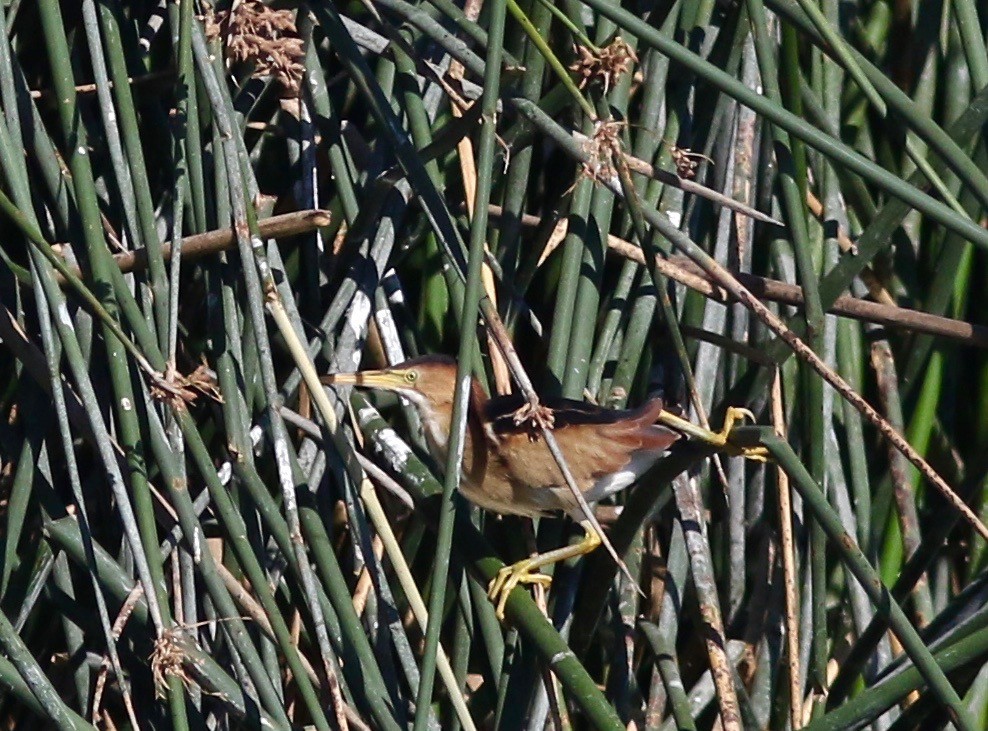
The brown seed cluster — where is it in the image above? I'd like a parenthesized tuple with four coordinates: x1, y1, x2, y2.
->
(150, 629, 192, 699)
(669, 146, 712, 180)
(580, 119, 626, 184)
(205, 1, 305, 94)
(149, 364, 223, 410)
(569, 36, 638, 94)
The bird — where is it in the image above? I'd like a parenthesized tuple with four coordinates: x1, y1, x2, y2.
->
(323, 355, 761, 619)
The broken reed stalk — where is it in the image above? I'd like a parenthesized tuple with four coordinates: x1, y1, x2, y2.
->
(56, 208, 331, 282)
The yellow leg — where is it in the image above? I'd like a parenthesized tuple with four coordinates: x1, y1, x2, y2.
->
(487, 521, 602, 620)
(657, 407, 770, 461)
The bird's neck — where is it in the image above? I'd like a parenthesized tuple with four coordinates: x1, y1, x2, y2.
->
(421, 380, 489, 480)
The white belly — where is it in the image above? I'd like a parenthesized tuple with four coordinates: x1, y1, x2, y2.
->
(582, 450, 670, 505)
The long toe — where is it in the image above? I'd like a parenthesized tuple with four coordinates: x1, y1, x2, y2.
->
(741, 445, 771, 461)
(487, 563, 553, 620)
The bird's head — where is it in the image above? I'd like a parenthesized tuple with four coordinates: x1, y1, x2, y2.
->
(323, 355, 462, 448)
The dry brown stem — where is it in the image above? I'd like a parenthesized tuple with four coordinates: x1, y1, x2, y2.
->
(496, 205, 988, 349)
(56, 209, 330, 283)
(772, 370, 802, 729)
(29, 70, 173, 103)
(805, 191, 894, 306)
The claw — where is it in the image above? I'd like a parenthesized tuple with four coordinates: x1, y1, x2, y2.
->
(716, 407, 770, 461)
(657, 407, 771, 461)
(723, 406, 756, 428)
(486, 524, 602, 620)
(487, 561, 553, 620)
(511, 400, 556, 441)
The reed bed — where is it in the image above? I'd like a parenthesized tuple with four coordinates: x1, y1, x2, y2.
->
(1, 1, 987, 729)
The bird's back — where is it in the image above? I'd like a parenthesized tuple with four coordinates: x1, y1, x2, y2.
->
(467, 396, 680, 520)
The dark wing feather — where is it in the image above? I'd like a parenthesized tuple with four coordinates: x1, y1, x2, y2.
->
(486, 394, 680, 433)
(490, 396, 680, 495)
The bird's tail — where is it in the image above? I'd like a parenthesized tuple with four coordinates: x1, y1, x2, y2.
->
(606, 397, 681, 452)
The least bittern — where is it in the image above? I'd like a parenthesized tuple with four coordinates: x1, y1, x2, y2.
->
(324, 356, 761, 618)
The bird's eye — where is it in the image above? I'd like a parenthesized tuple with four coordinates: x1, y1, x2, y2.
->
(404, 370, 418, 384)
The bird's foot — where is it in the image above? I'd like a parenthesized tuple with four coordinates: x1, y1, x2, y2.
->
(487, 559, 553, 620)
(658, 407, 771, 460)
(714, 407, 770, 461)
(511, 400, 556, 441)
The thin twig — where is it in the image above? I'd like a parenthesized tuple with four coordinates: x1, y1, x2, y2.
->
(361, 478, 479, 731)
(772, 370, 802, 730)
(804, 190, 894, 306)
(278, 402, 475, 728)
(352, 535, 385, 617)
(448, 21, 512, 396)
(480, 311, 646, 596)
(870, 340, 932, 626)
(29, 69, 174, 101)
(648, 256, 988, 348)
(488, 203, 988, 347)
(503, 82, 987, 546)
(570, 129, 783, 227)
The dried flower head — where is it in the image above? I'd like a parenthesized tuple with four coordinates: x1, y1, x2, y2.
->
(669, 145, 713, 180)
(150, 629, 192, 699)
(149, 364, 223, 411)
(209, 1, 305, 95)
(569, 37, 638, 94)
(580, 119, 626, 184)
